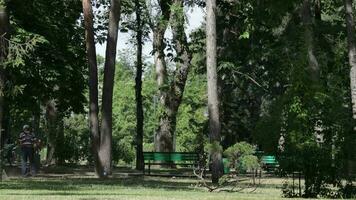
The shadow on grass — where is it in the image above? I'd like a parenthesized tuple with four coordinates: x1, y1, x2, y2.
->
(3, 192, 143, 196)
(0, 176, 197, 192)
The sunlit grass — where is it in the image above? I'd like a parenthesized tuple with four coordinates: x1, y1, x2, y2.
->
(0, 175, 287, 200)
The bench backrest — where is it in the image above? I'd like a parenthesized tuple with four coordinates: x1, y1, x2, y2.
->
(261, 155, 278, 165)
(143, 152, 199, 162)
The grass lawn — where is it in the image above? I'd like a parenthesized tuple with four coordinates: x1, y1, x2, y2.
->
(0, 168, 348, 200)
(0, 176, 285, 200)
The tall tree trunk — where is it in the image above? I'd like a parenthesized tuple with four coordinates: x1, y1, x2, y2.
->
(154, 0, 172, 152)
(0, 4, 9, 181)
(153, 0, 192, 154)
(206, 0, 223, 184)
(345, 0, 356, 121)
(3, 104, 10, 144)
(167, 0, 193, 149)
(82, 0, 101, 177)
(31, 105, 40, 134)
(301, 1, 321, 194)
(135, 0, 144, 171)
(301, 0, 319, 82)
(45, 100, 57, 165)
(344, 0, 356, 182)
(99, 0, 121, 176)
(56, 117, 65, 165)
(314, 0, 321, 21)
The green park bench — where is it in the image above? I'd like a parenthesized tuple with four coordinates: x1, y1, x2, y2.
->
(143, 152, 200, 175)
(261, 155, 279, 171)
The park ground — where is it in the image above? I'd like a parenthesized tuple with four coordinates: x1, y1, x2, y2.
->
(0, 166, 350, 200)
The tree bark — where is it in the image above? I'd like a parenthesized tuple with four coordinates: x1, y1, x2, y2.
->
(301, 0, 319, 83)
(82, 0, 101, 176)
(135, 0, 144, 171)
(166, 0, 193, 151)
(206, 0, 223, 184)
(154, 0, 192, 154)
(153, 0, 172, 152)
(301, 1, 321, 193)
(344, 0, 356, 182)
(3, 104, 11, 144)
(31, 103, 41, 134)
(45, 100, 57, 165)
(56, 117, 65, 165)
(99, 0, 121, 176)
(345, 0, 356, 121)
(0, 4, 9, 181)
(314, 0, 321, 21)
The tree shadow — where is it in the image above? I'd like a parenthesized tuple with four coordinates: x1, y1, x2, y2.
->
(0, 176, 198, 192)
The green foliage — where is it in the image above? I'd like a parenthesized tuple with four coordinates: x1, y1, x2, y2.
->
(223, 142, 255, 161)
(240, 155, 259, 171)
(223, 142, 258, 171)
(2, 0, 88, 170)
(3, 30, 46, 68)
(6, 0, 87, 115)
(176, 74, 208, 152)
(112, 60, 136, 164)
(60, 115, 90, 163)
(204, 141, 223, 156)
(1, 2, 355, 198)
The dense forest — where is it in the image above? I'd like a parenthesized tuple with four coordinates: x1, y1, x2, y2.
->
(0, 0, 355, 198)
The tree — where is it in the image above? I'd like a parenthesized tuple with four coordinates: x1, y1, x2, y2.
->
(7, 0, 87, 166)
(99, 0, 121, 176)
(301, 0, 319, 83)
(152, 0, 193, 153)
(82, 0, 101, 175)
(167, 0, 193, 150)
(152, 0, 172, 152)
(206, 0, 222, 184)
(343, 0, 356, 184)
(82, 0, 122, 177)
(344, 0, 356, 121)
(134, 0, 144, 171)
(0, 3, 9, 181)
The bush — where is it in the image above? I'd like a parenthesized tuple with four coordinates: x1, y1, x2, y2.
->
(59, 114, 91, 164)
(223, 142, 259, 171)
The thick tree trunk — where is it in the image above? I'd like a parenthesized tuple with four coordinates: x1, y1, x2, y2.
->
(301, 0, 319, 82)
(82, 0, 101, 176)
(154, 0, 172, 152)
(154, 0, 192, 153)
(345, 0, 356, 120)
(154, 0, 193, 154)
(206, 0, 223, 184)
(135, 0, 144, 171)
(0, 4, 9, 181)
(344, 0, 356, 181)
(99, 0, 121, 176)
(301, 1, 322, 193)
(45, 100, 57, 165)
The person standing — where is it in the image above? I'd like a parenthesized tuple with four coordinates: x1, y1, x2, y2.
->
(18, 125, 36, 176)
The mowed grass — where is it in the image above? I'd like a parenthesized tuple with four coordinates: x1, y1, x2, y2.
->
(0, 171, 342, 200)
(0, 175, 288, 200)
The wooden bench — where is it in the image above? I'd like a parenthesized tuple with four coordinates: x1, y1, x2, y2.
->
(143, 152, 199, 175)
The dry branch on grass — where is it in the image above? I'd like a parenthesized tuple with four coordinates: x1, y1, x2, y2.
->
(193, 166, 260, 193)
